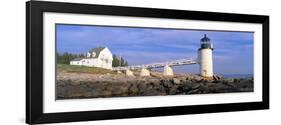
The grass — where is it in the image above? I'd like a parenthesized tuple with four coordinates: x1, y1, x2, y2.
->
(57, 64, 116, 74)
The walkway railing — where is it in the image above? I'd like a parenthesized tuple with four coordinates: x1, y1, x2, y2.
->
(113, 58, 197, 71)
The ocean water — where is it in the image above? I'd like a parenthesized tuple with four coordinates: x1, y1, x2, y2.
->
(151, 65, 253, 79)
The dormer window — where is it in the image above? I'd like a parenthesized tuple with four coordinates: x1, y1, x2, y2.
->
(87, 52, 91, 58)
(92, 52, 96, 57)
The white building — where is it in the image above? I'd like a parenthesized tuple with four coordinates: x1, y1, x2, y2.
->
(70, 47, 113, 69)
(198, 34, 214, 77)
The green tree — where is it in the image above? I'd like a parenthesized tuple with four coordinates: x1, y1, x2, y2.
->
(112, 55, 119, 67)
(112, 54, 129, 67)
(124, 61, 128, 66)
(56, 52, 85, 64)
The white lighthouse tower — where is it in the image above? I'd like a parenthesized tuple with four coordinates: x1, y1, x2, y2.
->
(198, 34, 214, 77)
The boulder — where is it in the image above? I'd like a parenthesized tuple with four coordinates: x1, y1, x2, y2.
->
(192, 84, 201, 89)
(128, 84, 139, 95)
(169, 86, 179, 95)
(163, 65, 174, 76)
(154, 85, 166, 93)
(177, 85, 192, 93)
(138, 83, 147, 90)
(213, 75, 222, 81)
(193, 75, 203, 82)
(172, 78, 181, 85)
(233, 78, 240, 83)
(125, 70, 135, 76)
(160, 79, 173, 88)
(140, 68, 150, 76)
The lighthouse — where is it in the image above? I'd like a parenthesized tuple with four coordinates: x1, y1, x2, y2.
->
(198, 34, 214, 77)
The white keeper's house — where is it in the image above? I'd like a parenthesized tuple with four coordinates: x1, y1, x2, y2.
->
(70, 47, 113, 69)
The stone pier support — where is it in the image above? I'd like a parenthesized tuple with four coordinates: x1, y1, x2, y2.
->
(163, 65, 174, 76)
(125, 70, 134, 76)
(140, 68, 150, 76)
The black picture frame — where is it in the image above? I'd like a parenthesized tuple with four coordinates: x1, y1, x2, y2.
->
(26, 1, 269, 124)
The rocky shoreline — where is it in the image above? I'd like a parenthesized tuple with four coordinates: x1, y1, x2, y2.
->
(56, 70, 253, 100)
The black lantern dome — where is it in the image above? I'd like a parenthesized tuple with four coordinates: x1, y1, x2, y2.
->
(201, 34, 211, 42)
(199, 34, 213, 50)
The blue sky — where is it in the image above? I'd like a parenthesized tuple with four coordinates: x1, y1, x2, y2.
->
(56, 24, 254, 75)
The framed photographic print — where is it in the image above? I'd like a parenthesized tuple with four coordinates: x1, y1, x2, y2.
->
(26, 1, 269, 124)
